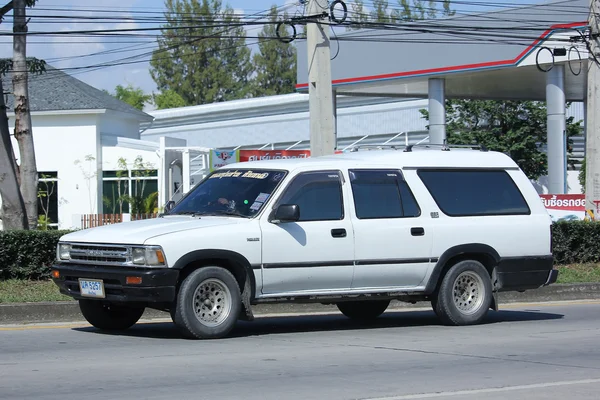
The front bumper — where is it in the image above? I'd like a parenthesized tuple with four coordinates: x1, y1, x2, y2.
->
(51, 263, 179, 303)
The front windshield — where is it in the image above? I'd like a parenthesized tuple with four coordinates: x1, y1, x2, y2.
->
(168, 169, 288, 218)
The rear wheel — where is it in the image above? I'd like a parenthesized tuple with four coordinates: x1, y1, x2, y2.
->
(79, 300, 145, 331)
(433, 260, 492, 326)
(173, 267, 241, 339)
(337, 300, 390, 320)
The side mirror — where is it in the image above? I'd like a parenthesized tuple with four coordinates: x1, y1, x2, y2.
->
(272, 204, 300, 223)
(164, 200, 175, 213)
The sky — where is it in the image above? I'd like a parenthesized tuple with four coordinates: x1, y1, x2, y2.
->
(0, 0, 547, 104)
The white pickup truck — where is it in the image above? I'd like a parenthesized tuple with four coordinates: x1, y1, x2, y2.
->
(52, 145, 558, 339)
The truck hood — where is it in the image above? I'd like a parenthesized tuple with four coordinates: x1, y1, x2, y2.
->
(60, 216, 245, 245)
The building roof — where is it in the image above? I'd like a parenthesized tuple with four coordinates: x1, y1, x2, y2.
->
(224, 147, 519, 172)
(296, 0, 589, 101)
(2, 64, 152, 120)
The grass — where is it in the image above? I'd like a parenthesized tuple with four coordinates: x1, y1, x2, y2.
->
(0, 264, 598, 303)
(0, 279, 71, 303)
(556, 264, 600, 284)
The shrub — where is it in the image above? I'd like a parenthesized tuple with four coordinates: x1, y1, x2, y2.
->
(552, 220, 600, 265)
(0, 230, 73, 280)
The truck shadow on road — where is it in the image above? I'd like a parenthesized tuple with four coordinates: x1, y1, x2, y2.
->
(73, 308, 564, 340)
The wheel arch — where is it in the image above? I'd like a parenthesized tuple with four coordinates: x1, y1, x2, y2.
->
(425, 244, 501, 295)
(172, 249, 257, 320)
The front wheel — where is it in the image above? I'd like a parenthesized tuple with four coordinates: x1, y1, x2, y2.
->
(79, 300, 145, 331)
(337, 300, 390, 320)
(173, 267, 241, 339)
(433, 260, 492, 326)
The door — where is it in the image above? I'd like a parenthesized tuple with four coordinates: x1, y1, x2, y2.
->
(260, 170, 355, 295)
(348, 169, 434, 289)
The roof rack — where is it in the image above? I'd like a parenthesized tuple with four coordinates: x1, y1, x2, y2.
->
(348, 144, 404, 152)
(347, 143, 488, 153)
(403, 143, 488, 152)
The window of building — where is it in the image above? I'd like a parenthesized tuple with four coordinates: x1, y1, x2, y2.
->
(417, 169, 530, 216)
(102, 168, 159, 214)
(277, 171, 344, 221)
(38, 172, 58, 228)
(349, 169, 420, 219)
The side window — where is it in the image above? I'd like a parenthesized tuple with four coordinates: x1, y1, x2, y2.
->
(417, 169, 531, 216)
(349, 169, 420, 219)
(277, 171, 344, 221)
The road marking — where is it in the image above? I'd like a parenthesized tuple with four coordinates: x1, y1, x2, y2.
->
(360, 378, 600, 399)
(1, 299, 599, 331)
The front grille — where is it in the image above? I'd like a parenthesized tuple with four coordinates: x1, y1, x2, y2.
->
(68, 244, 131, 266)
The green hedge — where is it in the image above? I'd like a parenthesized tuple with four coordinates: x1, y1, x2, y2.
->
(552, 221, 600, 265)
(0, 222, 599, 280)
(0, 230, 73, 280)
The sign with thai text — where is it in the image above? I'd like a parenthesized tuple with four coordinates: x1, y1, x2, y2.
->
(539, 194, 585, 221)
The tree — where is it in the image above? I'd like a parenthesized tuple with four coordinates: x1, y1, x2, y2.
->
(250, 6, 297, 97)
(153, 89, 186, 109)
(0, 0, 43, 230)
(391, 0, 414, 22)
(348, 0, 369, 29)
(419, 100, 583, 180)
(149, 0, 253, 106)
(371, 0, 390, 23)
(13, 0, 37, 229)
(107, 84, 151, 110)
(0, 76, 27, 230)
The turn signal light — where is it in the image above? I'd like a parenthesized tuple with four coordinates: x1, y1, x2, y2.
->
(51, 270, 60, 279)
(126, 276, 142, 285)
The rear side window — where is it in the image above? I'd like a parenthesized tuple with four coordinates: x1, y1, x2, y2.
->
(417, 169, 530, 216)
(349, 169, 420, 219)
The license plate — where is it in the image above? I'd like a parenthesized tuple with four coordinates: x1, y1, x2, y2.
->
(78, 279, 105, 298)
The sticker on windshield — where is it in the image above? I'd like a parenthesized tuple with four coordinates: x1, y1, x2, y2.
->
(210, 170, 270, 180)
(250, 201, 263, 211)
(271, 173, 284, 182)
(255, 193, 270, 203)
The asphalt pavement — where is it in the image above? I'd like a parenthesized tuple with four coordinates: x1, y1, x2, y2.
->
(1, 300, 600, 400)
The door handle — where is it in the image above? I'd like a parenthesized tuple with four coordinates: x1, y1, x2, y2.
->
(331, 228, 347, 238)
(411, 227, 425, 236)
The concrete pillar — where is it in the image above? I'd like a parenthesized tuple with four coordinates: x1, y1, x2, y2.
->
(428, 78, 446, 145)
(546, 64, 567, 194)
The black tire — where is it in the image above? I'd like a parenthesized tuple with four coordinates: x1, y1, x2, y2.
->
(337, 300, 390, 320)
(79, 300, 145, 331)
(173, 267, 241, 339)
(433, 260, 492, 326)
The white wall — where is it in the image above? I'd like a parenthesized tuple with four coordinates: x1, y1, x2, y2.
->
(101, 138, 160, 172)
(9, 112, 101, 229)
(142, 98, 430, 149)
(98, 110, 145, 140)
(533, 170, 583, 194)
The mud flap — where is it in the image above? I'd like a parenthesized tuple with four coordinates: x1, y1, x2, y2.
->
(238, 275, 255, 321)
(490, 268, 499, 311)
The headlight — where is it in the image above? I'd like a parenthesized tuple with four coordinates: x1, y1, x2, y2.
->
(58, 243, 71, 260)
(131, 246, 166, 266)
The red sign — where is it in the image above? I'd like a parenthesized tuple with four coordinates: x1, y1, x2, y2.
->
(539, 194, 585, 211)
(238, 150, 311, 162)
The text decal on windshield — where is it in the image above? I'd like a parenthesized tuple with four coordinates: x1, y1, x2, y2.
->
(210, 170, 270, 180)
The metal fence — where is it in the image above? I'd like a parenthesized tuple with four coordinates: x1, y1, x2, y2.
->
(81, 213, 158, 229)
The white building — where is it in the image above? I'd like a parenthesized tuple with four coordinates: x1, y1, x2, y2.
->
(0, 66, 182, 230)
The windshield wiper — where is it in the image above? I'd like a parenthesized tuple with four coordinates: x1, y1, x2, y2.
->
(196, 210, 249, 218)
(169, 211, 201, 217)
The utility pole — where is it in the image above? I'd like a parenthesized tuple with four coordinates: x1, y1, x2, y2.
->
(585, 0, 600, 219)
(306, 0, 335, 157)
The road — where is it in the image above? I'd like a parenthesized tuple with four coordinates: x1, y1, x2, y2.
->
(1, 301, 600, 400)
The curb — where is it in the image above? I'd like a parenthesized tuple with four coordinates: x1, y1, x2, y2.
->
(1, 283, 599, 325)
